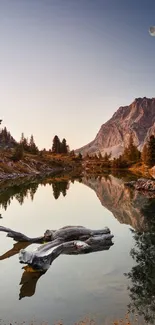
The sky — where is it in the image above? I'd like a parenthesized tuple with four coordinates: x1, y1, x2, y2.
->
(0, 0, 155, 150)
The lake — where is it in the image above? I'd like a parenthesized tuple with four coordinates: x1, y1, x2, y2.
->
(0, 174, 154, 325)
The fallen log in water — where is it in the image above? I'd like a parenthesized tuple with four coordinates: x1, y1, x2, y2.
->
(0, 225, 114, 271)
(19, 234, 114, 271)
(0, 225, 110, 243)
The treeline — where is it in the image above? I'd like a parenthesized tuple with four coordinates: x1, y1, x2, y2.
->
(51, 135, 69, 154)
(81, 134, 155, 169)
(12, 134, 71, 161)
(0, 127, 16, 147)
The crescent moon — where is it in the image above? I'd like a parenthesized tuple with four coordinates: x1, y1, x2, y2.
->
(149, 26, 155, 36)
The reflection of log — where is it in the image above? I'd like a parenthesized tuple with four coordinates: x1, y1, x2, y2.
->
(0, 242, 30, 261)
(19, 266, 45, 300)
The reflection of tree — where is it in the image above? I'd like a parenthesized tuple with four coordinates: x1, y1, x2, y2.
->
(126, 198, 155, 324)
(52, 181, 70, 199)
(0, 177, 71, 210)
(0, 182, 39, 210)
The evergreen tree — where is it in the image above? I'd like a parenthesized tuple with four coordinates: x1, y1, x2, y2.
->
(52, 135, 61, 154)
(102, 152, 111, 167)
(123, 134, 141, 164)
(141, 143, 148, 164)
(85, 152, 90, 159)
(70, 150, 75, 157)
(61, 138, 68, 154)
(144, 136, 155, 167)
(98, 151, 102, 160)
(29, 135, 39, 154)
(12, 143, 24, 161)
(78, 152, 82, 160)
(20, 133, 29, 151)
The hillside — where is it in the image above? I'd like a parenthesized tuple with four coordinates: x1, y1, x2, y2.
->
(76, 97, 155, 157)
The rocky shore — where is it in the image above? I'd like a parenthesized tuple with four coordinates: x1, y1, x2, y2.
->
(125, 178, 155, 191)
(0, 152, 80, 182)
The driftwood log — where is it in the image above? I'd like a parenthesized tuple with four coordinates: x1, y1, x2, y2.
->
(0, 225, 114, 271)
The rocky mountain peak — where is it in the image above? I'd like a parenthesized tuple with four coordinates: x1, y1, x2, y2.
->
(76, 97, 155, 157)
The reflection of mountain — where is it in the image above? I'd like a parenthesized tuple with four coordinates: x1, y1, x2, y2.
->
(82, 175, 155, 231)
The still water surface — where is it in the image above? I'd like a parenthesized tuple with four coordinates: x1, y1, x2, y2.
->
(0, 175, 154, 324)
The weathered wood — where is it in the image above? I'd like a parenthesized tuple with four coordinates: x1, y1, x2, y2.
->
(0, 226, 44, 243)
(19, 234, 114, 271)
(0, 225, 111, 243)
(0, 225, 113, 271)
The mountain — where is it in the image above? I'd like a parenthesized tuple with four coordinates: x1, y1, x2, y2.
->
(82, 174, 154, 231)
(76, 97, 155, 157)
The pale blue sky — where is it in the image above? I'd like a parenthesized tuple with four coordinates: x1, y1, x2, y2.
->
(0, 0, 155, 149)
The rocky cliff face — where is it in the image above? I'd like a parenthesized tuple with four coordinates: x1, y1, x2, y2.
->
(82, 174, 155, 231)
(77, 97, 155, 157)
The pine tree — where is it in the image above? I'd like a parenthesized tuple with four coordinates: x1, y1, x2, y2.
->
(85, 152, 90, 160)
(61, 138, 68, 154)
(98, 151, 102, 160)
(145, 136, 155, 167)
(70, 150, 75, 157)
(123, 134, 141, 164)
(20, 133, 28, 151)
(52, 135, 61, 154)
(29, 135, 39, 154)
(141, 143, 148, 164)
(78, 152, 82, 160)
(12, 143, 24, 161)
(102, 152, 111, 167)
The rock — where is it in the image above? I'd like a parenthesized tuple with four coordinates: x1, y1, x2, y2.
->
(125, 178, 155, 191)
(76, 97, 155, 157)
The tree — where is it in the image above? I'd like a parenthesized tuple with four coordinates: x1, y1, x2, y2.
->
(111, 155, 128, 168)
(29, 135, 39, 154)
(141, 143, 148, 164)
(61, 138, 68, 154)
(98, 151, 102, 160)
(52, 135, 61, 154)
(123, 134, 141, 164)
(12, 143, 24, 161)
(20, 133, 29, 151)
(78, 152, 82, 160)
(144, 136, 155, 167)
(126, 199, 155, 323)
(85, 152, 90, 160)
(70, 150, 75, 157)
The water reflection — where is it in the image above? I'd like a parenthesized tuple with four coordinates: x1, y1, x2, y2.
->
(0, 176, 70, 210)
(19, 267, 46, 300)
(82, 174, 155, 324)
(1, 173, 155, 321)
(125, 200, 155, 324)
